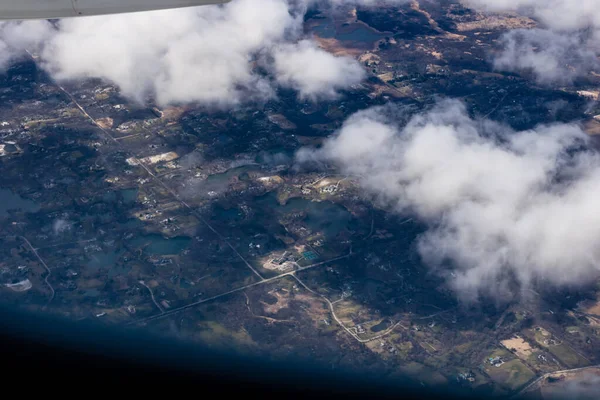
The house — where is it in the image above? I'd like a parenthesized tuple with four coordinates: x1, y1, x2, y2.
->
(488, 357, 505, 367)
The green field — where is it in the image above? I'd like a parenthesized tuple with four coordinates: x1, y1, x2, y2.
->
(548, 344, 590, 368)
(485, 359, 536, 391)
(398, 362, 448, 386)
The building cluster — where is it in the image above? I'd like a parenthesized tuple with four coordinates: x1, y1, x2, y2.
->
(456, 371, 476, 383)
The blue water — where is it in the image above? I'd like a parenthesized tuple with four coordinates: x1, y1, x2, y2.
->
(338, 27, 384, 42)
(87, 249, 124, 271)
(257, 193, 352, 239)
(312, 22, 336, 39)
(83, 288, 101, 297)
(371, 319, 391, 333)
(0, 188, 40, 217)
(103, 191, 117, 202)
(108, 263, 131, 278)
(311, 20, 383, 43)
(121, 188, 138, 204)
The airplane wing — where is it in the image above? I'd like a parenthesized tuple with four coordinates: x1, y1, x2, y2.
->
(0, 0, 230, 20)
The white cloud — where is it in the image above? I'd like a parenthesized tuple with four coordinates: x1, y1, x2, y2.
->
(466, 0, 600, 84)
(0, 20, 54, 69)
(298, 100, 600, 301)
(41, 0, 297, 106)
(272, 39, 365, 100)
(493, 29, 599, 85)
(466, 0, 600, 32)
(0, 0, 370, 106)
(52, 218, 72, 235)
(546, 372, 600, 400)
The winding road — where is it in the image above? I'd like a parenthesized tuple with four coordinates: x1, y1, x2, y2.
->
(139, 280, 164, 313)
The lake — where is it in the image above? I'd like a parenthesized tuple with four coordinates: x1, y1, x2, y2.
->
(310, 20, 384, 43)
(337, 27, 385, 42)
(87, 249, 125, 271)
(257, 193, 352, 239)
(0, 188, 40, 217)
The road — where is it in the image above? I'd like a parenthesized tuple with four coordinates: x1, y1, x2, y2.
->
(483, 88, 514, 119)
(30, 55, 364, 334)
(36, 54, 405, 347)
(513, 364, 600, 398)
(127, 251, 354, 326)
(127, 246, 408, 346)
(19, 236, 54, 304)
(54, 79, 265, 282)
(35, 238, 98, 252)
(291, 274, 407, 344)
(139, 280, 164, 313)
(291, 274, 363, 342)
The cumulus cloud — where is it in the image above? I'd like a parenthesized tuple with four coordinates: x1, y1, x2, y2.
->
(52, 218, 72, 235)
(42, 0, 296, 106)
(297, 100, 600, 301)
(466, 0, 600, 84)
(0, 20, 54, 69)
(0, 0, 368, 106)
(307, 0, 408, 7)
(493, 29, 599, 85)
(466, 0, 600, 32)
(272, 39, 365, 100)
(546, 373, 600, 400)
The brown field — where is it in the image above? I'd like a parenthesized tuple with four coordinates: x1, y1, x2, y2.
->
(262, 288, 291, 314)
(501, 336, 534, 359)
(455, 13, 536, 32)
(315, 36, 365, 57)
(96, 117, 113, 129)
(582, 119, 600, 136)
